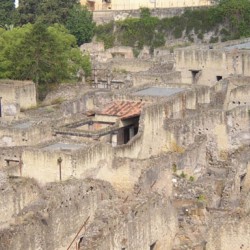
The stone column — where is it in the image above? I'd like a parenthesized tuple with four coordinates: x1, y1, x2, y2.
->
(111, 132, 118, 147)
(129, 126, 134, 139)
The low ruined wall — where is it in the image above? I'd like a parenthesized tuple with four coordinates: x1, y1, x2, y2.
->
(16, 83, 36, 109)
(132, 71, 181, 87)
(22, 143, 114, 184)
(0, 81, 36, 115)
(0, 124, 52, 147)
(110, 59, 153, 73)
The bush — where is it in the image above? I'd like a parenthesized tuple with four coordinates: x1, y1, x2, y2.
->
(189, 176, 195, 182)
(172, 163, 177, 173)
(94, 0, 250, 50)
(180, 171, 187, 178)
(95, 22, 115, 49)
(209, 36, 219, 43)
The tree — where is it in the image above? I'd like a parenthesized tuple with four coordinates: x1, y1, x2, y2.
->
(17, 0, 80, 25)
(0, 0, 16, 26)
(66, 5, 95, 46)
(17, 0, 40, 25)
(38, 0, 79, 25)
(0, 22, 91, 98)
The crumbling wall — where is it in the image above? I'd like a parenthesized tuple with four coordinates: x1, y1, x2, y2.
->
(132, 71, 181, 87)
(228, 85, 250, 110)
(22, 143, 114, 184)
(110, 59, 153, 73)
(0, 179, 116, 250)
(0, 123, 52, 147)
(80, 195, 178, 250)
(16, 83, 36, 110)
(0, 81, 36, 117)
(206, 217, 250, 250)
(175, 49, 250, 85)
(0, 178, 41, 229)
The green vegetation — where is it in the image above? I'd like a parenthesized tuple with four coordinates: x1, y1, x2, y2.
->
(0, 0, 94, 99)
(0, 0, 16, 26)
(189, 176, 195, 182)
(172, 163, 177, 173)
(180, 171, 187, 179)
(17, 0, 78, 25)
(95, 21, 115, 49)
(197, 194, 206, 202)
(0, 23, 91, 99)
(95, 0, 250, 52)
(66, 5, 95, 46)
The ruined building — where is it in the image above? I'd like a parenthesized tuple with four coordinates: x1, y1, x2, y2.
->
(0, 39, 250, 250)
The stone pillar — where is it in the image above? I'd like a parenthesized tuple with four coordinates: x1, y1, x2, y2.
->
(129, 126, 134, 139)
(111, 132, 118, 147)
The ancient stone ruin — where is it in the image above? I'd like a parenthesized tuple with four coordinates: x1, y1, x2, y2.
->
(0, 39, 250, 250)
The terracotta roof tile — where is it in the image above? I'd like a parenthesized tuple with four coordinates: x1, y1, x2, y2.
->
(99, 101, 143, 120)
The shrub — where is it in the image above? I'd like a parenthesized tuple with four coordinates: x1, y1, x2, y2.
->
(197, 194, 206, 202)
(180, 171, 187, 178)
(172, 163, 177, 173)
(189, 176, 195, 182)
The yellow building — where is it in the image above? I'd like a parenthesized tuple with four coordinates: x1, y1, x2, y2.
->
(80, 0, 212, 11)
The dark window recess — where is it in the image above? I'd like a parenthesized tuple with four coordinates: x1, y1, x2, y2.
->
(190, 70, 200, 84)
(216, 76, 223, 81)
(150, 242, 156, 250)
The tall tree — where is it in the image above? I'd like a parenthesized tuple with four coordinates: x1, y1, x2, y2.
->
(0, 0, 16, 26)
(17, 0, 40, 25)
(17, 0, 80, 25)
(0, 22, 91, 94)
(66, 5, 95, 45)
(38, 0, 79, 24)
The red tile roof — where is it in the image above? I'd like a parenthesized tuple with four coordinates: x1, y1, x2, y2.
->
(99, 101, 143, 120)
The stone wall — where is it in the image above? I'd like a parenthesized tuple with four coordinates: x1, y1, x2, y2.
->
(22, 143, 114, 184)
(0, 122, 53, 147)
(80, 195, 178, 250)
(206, 216, 250, 250)
(92, 6, 211, 24)
(174, 48, 250, 85)
(21, 86, 212, 184)
(110, 58, 153, 73)
(0, 178, 41, 229)
(0, 179, 116, 250)
(0, 81, 36, 119)
(132, 71, 181, 87)
(228, 84, 250, 110)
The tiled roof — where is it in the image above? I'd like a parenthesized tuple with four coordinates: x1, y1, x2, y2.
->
(99, 101, 143, 120)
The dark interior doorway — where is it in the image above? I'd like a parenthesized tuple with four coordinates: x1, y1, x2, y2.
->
(216, 75, 223, 81)
(190, 70, 200, 84)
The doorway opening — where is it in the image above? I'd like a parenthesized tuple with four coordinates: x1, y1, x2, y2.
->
(190, 70, 201, 84)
